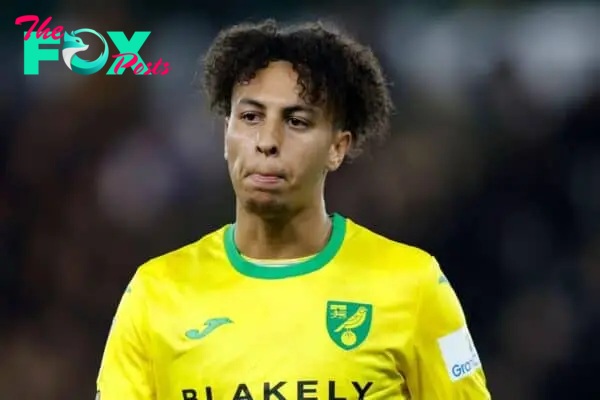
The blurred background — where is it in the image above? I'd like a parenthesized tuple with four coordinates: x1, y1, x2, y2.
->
(2, 0, 600, 398)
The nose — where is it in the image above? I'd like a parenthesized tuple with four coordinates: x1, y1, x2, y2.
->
(255, 122, 281, 157)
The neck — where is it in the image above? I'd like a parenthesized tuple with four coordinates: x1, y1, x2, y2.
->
(234, 201, 332, 260)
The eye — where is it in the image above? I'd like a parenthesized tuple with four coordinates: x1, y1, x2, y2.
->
(287, 117, 309, 129)
(240, 112, 261, 124)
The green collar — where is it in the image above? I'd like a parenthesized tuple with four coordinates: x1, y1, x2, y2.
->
(224, 213, 346, 279)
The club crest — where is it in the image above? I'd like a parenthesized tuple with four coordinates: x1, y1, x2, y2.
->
(326, 301, 372, 350)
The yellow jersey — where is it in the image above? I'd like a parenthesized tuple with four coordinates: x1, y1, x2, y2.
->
(96, 213, 491, 399)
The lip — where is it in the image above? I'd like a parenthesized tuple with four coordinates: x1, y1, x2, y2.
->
(246, 171, 287, 189)
(249, 173, 284, 184)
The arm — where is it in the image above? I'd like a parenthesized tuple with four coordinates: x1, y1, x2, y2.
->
(96, 270, 156, 399)
(406, 257, 491, 399)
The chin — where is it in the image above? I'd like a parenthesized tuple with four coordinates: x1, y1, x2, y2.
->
(244, 195, 290, 218)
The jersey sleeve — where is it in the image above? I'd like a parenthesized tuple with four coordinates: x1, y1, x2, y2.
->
(96, 269, 155, 399)
(406, 257, 491, 399)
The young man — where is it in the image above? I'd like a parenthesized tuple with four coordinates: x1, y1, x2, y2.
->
(96, 20, 491, 399)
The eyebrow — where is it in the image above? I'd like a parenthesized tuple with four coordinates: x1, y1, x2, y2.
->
(238, 98, 316, 116)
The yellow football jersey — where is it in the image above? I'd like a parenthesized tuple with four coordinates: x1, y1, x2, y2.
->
(97, 214, 491, 399)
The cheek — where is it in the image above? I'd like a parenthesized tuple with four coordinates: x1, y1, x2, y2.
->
(225, 129, 254, 174)
(291, 136, 331, 177)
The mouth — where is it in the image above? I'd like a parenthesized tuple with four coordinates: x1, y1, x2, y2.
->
(247, 171, 286, 186)
(247, 169, 285, 178)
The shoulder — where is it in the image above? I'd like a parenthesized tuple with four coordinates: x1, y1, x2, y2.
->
(340, 217, 451, 321)
(133, 224, 229, 287)
(346, 217, 434, 269)
(343, 216, 444, 287)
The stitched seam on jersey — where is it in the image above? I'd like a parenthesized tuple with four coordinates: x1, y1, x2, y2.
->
(412, 256, 435, 345)
(409, 255, 435, 395)
(137, 267, 158, 397)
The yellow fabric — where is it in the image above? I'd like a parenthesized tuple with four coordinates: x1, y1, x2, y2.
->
(97, 216, 490, 399)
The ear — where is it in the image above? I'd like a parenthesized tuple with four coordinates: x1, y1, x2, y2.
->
(327, 130, 352, 171)
(224, 117, 229, 160)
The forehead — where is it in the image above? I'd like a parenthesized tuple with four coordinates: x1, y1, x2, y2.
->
(232, 61, 308, 108)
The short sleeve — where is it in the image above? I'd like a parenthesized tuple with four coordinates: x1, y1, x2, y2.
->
(96, 270, 155, 399)
(405, 257, 491, 399)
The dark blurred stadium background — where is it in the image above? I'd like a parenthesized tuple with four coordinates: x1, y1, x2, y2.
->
(2, 0, 600, 398)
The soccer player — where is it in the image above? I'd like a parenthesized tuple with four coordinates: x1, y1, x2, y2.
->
(96, 20, 491, 400)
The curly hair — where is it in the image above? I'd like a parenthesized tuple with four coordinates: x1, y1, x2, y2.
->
(199, 19, 394, 159)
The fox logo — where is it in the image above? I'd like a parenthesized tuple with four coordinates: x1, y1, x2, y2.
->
(61, 29, 108, 75)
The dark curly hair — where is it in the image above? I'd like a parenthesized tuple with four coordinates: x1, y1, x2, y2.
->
(199, 19, 394, 159)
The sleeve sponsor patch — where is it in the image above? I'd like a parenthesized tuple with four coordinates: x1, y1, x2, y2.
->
(437, 326, 481, 382)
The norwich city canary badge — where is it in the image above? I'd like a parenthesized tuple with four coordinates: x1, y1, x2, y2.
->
(326, 301, 373, 350)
